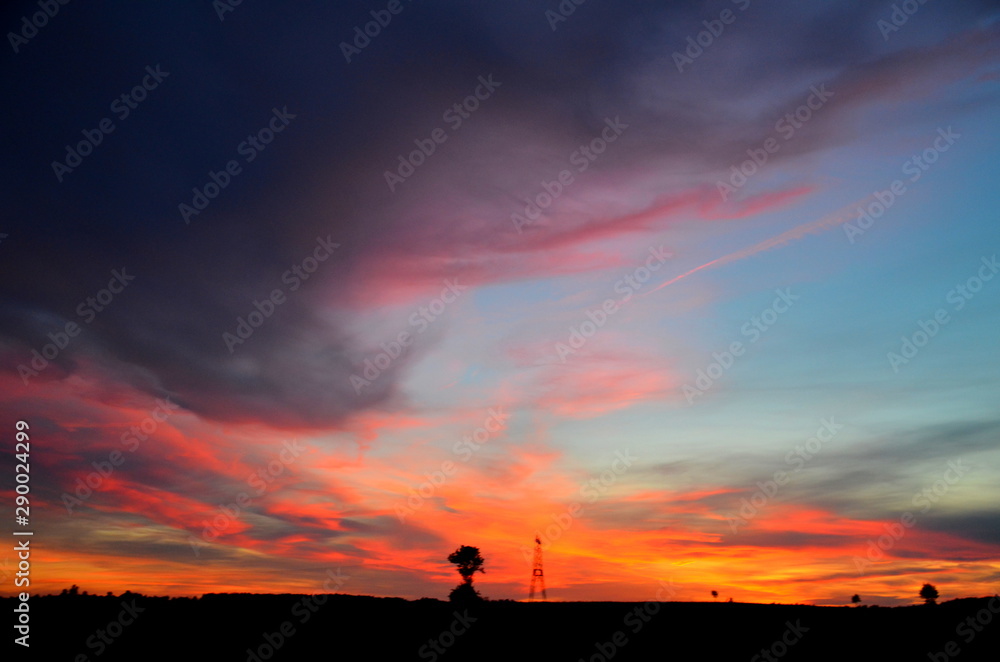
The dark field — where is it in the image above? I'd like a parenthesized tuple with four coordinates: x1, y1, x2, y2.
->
(8, 593, 999, 661)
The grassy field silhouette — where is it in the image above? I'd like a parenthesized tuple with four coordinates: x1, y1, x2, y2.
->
(8, 591, 999, 661)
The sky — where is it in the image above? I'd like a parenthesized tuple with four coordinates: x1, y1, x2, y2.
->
(1, 0, 999, 607)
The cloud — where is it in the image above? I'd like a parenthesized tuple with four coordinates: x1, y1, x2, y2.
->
(3, 0, 1000, 603)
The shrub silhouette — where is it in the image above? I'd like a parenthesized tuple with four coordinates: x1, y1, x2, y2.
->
(449, 582, 484, 605)
(448, 545, 485, 604)
(920, 583, 939, 606)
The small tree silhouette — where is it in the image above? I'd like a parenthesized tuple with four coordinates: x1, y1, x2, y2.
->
(851, 594, 861, 606)
(447, 545, 485, 605)
(711, 590, 718, 601)
(448, 545, 485, 584)
(919, 583, 939, 606)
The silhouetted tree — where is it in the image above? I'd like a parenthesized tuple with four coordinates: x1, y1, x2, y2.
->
(711, 590, 718, 601)
(447, 545, 486, 605)
(920, 583, 939, 606)
(851, 594, 861, 606)
(448, 545, 485, 585)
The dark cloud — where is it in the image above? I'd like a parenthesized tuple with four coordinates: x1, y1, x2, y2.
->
(919, 510, 1000, 547)
(3, 0, 999, 434)
(720, 529, 855, 549)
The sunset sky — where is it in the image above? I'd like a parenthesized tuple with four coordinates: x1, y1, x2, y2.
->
(2, 1, 999, 607)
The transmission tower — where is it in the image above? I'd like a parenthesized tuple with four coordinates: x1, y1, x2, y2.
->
(529, 535, 546, 600)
